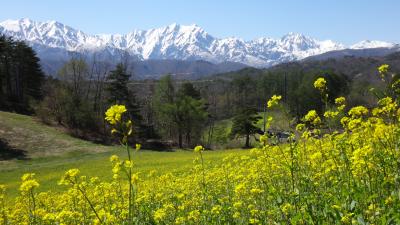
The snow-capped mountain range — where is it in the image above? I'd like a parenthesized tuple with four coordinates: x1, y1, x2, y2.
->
(0, 18, 399, 68)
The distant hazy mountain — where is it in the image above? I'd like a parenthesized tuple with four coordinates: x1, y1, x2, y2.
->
(128, 60, 248, 80)
(209, 52, 400, 88)
(39, 56, 248, 79)
(1, 18, 399, 78)
(303, 46, 400, 61)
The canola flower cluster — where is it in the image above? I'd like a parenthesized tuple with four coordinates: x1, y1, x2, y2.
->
(267, 95, 282, 109)
(105, 105, 127, 125)
(378, 64, 390, 81)
(313, 77, 327, 92)
(1, 65, 400, 224)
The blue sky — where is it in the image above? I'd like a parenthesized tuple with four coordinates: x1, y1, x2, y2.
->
(1, 0, 399, 45)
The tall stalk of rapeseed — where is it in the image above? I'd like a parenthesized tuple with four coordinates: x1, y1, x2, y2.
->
(105, 104, 137, 223)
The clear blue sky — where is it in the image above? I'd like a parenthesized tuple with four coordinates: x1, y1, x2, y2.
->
(1, 0, 399, 45)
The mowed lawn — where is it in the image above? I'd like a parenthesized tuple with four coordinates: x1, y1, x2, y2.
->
(0, 111, 247, 198)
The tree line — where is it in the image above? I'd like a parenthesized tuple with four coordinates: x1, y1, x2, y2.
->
(36, 63, 351, 148)
(2, 36, 368, 149)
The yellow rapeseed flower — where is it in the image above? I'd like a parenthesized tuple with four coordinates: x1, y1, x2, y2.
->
(314, 77, 327, 92)
(175, 217, 186, 224)
(105, 105, 127, 125)
(0, 185, 5, 197)
(267, 95, 282, 108)
(250, 188, 264, 195)
(385, 196, 393, 205)
(378, 64, 389, 75)
(58, 169, 80, 185)
(187, 210, 200, 222)
(21, 173, 36, 182)
(153, 208, 167, 222)
(194, 145, 204, 153)
(348, 106, 368, 118)
(19, 176, 39, 193)
(110, 155, 119, 163)
(211, 205, 222, 215)
(131, 173, 139, 184)
(324, 110, 339, 119)
(281, 203, 294, 215)
(303, 110, 321, 126)
(334, 96, 346, 111)
(335, 97, 346, 106)
(295, 123, 305, 132)
(378, 64, 389, 81)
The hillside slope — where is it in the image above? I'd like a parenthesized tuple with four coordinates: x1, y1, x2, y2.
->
(209, 52, 400, 83)
(0, 111, 110, 160)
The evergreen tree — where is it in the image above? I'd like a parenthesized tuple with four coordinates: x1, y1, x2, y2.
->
(177, 82, 207, 146)
(0, 35, 44, 113)
(0, 36, 8, 107)
(107, 63, 130, 104)
(18, 42, 45, 101)
(179, 82, 201, 100)
(230, 107, 261, 148)
(153, 76, 207, 148)
(107, 63, 143, 139)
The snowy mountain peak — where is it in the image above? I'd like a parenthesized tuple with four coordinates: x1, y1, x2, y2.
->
(0, 18, 398, 67)
(351, 40, 396, 49)
(281, 32, 308, 40)
(168, 22, 179, 28)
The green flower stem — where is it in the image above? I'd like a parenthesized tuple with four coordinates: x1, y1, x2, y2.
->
(70, 178, 103, 224)
(126, 140, 133, 223)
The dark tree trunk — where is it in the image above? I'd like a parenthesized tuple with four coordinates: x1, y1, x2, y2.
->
(245, 133, 250, 148)
(186, 131, 191, 147)
(178, 131, 183, 148)
(207, 120, 214, 147)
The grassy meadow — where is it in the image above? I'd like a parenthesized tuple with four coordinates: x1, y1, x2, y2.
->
(0, 111, 245, 198)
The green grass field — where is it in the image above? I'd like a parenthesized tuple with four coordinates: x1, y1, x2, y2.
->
(0, 111, 246, 198)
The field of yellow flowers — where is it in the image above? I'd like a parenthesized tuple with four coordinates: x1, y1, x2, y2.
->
(1, 65, 400, 224)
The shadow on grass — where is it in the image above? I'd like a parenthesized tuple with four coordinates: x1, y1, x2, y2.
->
(0, 138, 29, 160)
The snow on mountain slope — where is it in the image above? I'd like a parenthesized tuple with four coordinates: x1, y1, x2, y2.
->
(0, 18, 397, 67)
(350, 40, 397, 49)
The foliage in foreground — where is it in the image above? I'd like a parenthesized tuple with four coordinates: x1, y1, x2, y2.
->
(1, 65, 400, 224)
